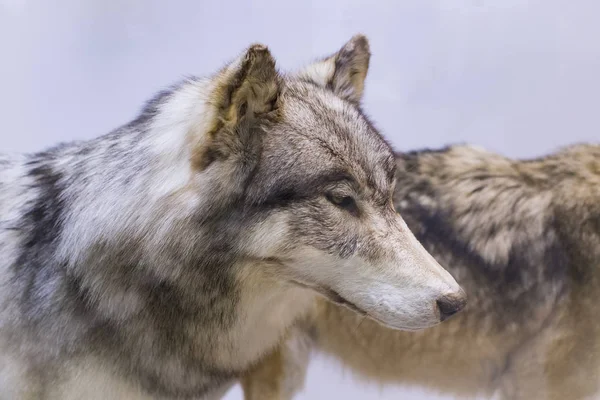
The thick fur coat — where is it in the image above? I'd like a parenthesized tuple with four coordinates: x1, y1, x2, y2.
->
(0, 36, 464, 399)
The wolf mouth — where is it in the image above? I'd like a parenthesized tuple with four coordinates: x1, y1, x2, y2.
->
(289, 280, 368, 317)
(289, 280, 430, 331)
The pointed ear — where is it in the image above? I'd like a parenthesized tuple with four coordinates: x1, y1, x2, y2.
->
(297, 34, 370, 104)
(194, 44, 281, 170)
(214, 44, 281, 126)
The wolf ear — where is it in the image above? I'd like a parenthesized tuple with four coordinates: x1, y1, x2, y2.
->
(215, 44, 281, 124)
(297, 34, 370, 104)
(194, 44, 281, 170)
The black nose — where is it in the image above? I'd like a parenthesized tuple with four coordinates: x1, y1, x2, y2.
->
(436, 292, 467, 321)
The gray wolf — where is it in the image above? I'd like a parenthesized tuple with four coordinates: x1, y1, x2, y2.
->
(0, 35, 465, 399)
(242, 143, 600, 400)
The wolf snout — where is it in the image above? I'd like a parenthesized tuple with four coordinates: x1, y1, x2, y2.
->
(436, 290, 467, 321)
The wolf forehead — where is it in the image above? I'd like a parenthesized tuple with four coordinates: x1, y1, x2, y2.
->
(268, 79, 397, 192)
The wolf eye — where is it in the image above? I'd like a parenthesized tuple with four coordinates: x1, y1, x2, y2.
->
(326, 193, 358, 214)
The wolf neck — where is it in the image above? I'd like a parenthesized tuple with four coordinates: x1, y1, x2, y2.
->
(30, 79, 208, 278)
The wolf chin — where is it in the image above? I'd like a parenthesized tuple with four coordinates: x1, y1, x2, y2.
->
(0, 35, 465, 399)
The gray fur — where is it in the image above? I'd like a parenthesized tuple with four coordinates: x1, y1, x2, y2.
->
(0, 36, 463, 399)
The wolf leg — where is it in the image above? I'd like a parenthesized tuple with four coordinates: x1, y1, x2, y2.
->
(241, 327, 313, 400)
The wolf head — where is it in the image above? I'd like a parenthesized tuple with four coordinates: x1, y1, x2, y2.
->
(64, 36, 464, 334)
(174, 35, 464, 330)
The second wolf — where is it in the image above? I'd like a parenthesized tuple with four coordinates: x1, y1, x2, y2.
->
(243, 143, 600, 400)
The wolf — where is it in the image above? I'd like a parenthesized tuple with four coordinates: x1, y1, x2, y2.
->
(0, 36, 466, 399)
(242, 143, 600, 400)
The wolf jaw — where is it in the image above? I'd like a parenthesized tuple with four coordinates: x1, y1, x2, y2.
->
(0, 35, 464, 398)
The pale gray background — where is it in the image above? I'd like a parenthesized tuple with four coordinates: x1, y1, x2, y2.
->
(1, 0, 599, 399)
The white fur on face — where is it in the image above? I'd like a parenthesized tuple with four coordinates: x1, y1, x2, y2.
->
(239, 213, 292, 259)
(282, 216, 463, 331)
(238, 208, 463, 330)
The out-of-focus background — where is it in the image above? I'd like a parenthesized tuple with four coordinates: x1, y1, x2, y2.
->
(1, 0, 598, 398)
